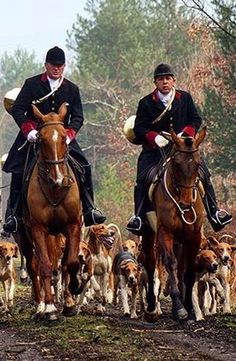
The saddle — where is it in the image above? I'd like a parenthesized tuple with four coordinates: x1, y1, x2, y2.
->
(146, 158, 171, 203)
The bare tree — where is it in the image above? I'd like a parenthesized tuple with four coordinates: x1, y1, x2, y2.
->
(181, 0, 236, 38)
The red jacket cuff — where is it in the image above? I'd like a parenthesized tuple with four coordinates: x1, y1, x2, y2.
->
(66, 128, 76, 140)
(21, 121, 37, 137)
(145, 131, 159, 146)
(182, 126, 196, 137)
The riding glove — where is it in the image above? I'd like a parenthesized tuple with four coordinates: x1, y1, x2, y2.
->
(66, 128, 76, 144)
(154, 134, 169, 148)
(66, 136, 71, 145)
(27, 129, 38, 142)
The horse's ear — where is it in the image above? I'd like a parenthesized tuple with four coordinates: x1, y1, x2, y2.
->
(170, 129, 185, 146)
(160, 131, 172, 142)
(32, 104, 44, 121)
(195, 126, 207, 147)
(58, 102, 68, 120)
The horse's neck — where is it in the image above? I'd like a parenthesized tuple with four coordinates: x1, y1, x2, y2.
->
(167, 163, 197, 202)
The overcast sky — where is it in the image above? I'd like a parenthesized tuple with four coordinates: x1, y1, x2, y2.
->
(0, 0, 87, 64)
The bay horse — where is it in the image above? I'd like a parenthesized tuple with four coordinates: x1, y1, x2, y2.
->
(19, 103, 83, 321)
(142, 127, 207, 321)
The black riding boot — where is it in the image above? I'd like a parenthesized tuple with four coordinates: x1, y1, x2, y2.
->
(80, 185, 106, 227)
(1, 173, 22, 237)
(199, 160, 232, 232)
(203, 182, 232, 232)
(126, 184, 146, 235)
(78, 166, 106, 227)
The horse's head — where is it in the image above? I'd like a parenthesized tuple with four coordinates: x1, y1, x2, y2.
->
(166, 127, 207, 182)
(162, 127, 207, 208)
(32, 103, 71, 187)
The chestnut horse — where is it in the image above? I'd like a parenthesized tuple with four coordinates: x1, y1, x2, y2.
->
(19, 103, 83, 320)
(142, 127, 206, 321)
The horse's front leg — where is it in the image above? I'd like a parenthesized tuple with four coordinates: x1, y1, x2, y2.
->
(31, 226, 58, 321)
(142, 229, 159, 322)
(183, 235, 201, 316)
(159, 227, 188, 321)
(62, 223, 81, 317)
(21, 239, 44, 317)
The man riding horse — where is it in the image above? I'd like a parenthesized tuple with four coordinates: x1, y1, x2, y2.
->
(1, 46, 106, 236)
(127, 63, 232, 235)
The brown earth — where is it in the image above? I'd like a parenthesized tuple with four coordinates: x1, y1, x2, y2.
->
(0, 285, 235, 361)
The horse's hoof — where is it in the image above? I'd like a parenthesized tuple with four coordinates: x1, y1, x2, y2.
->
(62, 305, 77, 317)
(95, 304, 105, 314)
(173, 307, 188, 321)
(122, 313, 130, 319)
(20, 277, 28, 285)
(144, 310, 159, 323)
(45, 312, 59, 322)
(33, 312, 44, 321)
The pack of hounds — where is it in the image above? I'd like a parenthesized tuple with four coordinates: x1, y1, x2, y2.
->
(0, 224, 236, 322)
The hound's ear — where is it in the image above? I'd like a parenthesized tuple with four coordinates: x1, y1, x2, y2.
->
(200, 237, 208, 250)
(120, 262, 128, 270)
(194, 253, 201, 267)
(13, 245, 18, 258)
(207, 236, 219, 249)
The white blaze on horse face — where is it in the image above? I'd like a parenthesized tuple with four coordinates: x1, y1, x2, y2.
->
(52, 129, 64, 185)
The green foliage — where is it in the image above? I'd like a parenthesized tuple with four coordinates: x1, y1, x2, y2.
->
(202, 0, 236, 174)
(203, 89, 236, 174)
(95, 159, 135, 227)
(66, 0, 225, 216)
(68, 0, 196, 87)
(0, 48, 42, 155)
(0, 48, 43, 95)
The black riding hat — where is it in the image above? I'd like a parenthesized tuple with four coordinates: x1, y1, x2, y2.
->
(154, 63, 174, 79)
(45, 46, 65, 65)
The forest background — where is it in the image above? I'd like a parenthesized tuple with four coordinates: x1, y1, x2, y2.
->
(0, 0, 235, 233)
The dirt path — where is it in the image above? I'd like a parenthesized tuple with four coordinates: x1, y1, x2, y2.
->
(0, 328, 43, 361)
(0, 299, 235, 361)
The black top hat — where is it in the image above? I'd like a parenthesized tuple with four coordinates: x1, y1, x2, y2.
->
(154, 63, 174, 79)
(45, 46, 65, 65)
